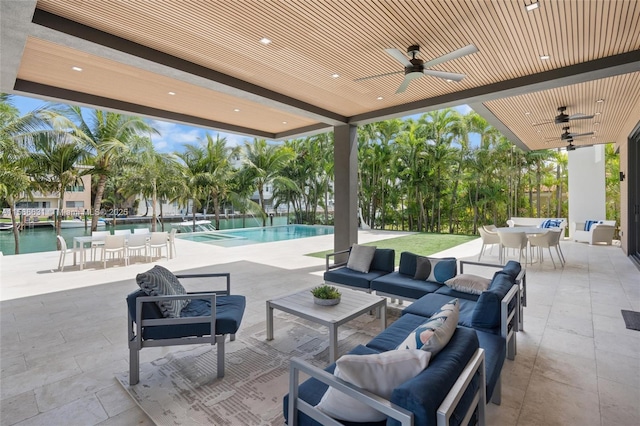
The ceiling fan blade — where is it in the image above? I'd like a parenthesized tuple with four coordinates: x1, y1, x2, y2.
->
(568, 113, 595, 120)
(354, 70, 404, 81)
(395, 72, 422, 94)
(532, 120, 554, 127)
(568, 131, 595, 138)
(422, 44, 478, 68)
(422, 69, 466, 82)
(385, 48, 412, 67)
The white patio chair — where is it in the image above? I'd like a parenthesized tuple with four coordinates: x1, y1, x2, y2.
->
(101, 235, 128, 268)
(133, 228, 150, 235)
(127, 234, 149, 263)
(478, 226, 501, 261)
(114, 229, 132, 236)
(528, 231, 562, 269)
(90, 230, 110, 261)
(56, 235, 73, 271)
(148, 231, 169, 260)
(497, 231, 528, 265)
(168, 228, 178, 259)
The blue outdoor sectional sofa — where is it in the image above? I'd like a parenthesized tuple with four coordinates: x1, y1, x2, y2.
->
(282, 247, 525, 425)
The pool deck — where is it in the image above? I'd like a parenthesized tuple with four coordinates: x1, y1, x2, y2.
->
(1, 231, 639, 425)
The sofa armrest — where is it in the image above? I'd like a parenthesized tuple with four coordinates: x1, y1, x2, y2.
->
(501, 284, 520, 360)
(175, 272, 231, 295)
(288, 357, 413, 426)
(288, 349, 487, 426)
(325, 249, 350, 271)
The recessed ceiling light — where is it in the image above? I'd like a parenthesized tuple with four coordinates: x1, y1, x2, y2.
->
(592, 136, 596, 139)
(596, 99, 604, 103)
(259, 37, 271, 45)
(72, 66, 83, 71)
(595, 112, 601, 115)
(524, 112, 531, 115)
(594, 122, 600, 125)
(525, 1, 540, 12)
(233, 108, 240, 112)
(331, 73, 339, 78)
(282, 121, 287, 124)
(539, 55, 550, 60)
(445, 79, 453, 83)
(536, 130, 541, 133)
(168, 91, 176, 95)
(377, 96, 383, 100)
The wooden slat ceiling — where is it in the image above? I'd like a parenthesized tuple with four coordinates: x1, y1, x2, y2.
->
(6, 0, 640, 149)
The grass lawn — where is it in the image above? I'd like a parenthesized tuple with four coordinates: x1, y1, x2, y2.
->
(307, 233, 478, 267)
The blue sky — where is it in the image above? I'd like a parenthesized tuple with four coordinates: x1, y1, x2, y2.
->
(10, 94, 474, 153)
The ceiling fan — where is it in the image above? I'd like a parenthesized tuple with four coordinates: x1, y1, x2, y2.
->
(534, 106, 595, 126)
(355, 44, 478, 94)
(545, 126, 594, 142)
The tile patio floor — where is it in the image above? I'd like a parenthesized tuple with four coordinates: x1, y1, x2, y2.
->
(1, 231, 638, 425)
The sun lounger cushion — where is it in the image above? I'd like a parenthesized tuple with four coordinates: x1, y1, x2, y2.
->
(136, 265, 190, 317)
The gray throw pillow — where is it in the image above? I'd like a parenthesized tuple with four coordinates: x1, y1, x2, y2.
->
(346, 244, 377, 273)
(136, 265, 190, 318)
(445, 274, 491, 295)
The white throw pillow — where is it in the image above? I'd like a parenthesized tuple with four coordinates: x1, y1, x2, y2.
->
(396, 299, 459, 356)
(315, 349, 431, 422)
(346, 244, 377, 273)
(444, 274, 491, 295)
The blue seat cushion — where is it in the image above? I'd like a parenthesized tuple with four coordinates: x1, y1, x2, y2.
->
(371, 272, 442, 300)
(402, 293, 477, 329)
(282, 345, 384, 426)
(127, 290, 246, 340)
(366, 313, 431, 352)
(323, 267, 389, 290)
(476, 331, 506, 402)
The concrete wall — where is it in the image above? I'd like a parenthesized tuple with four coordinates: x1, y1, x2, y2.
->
(568, 145, 606, 238)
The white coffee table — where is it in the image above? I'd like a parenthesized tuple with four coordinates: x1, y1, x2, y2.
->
(266, 287, 387, 363)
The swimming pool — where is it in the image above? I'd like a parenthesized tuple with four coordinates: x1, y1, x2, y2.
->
(176, 225, 334, 247)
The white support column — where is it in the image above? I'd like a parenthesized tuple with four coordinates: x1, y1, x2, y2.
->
(568, 145, 606, 238)
(333, 124, 358, 253)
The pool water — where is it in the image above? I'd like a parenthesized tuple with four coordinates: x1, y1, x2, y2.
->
(176, 225, 334, 247)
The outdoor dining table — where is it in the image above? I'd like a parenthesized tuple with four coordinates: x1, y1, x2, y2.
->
(496, 227, 550, 265)
(72, 235, 106, 270)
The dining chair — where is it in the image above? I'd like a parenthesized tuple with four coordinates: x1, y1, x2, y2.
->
(114, 229, 132, 236)
(127, 234, 149, 263)
(497, 231, 528, 265)
(148, 232, 169, 260)
(168, 228, 178, 259)
(527, 231, 560, 268)
(56, 235, 73, 271)
(102, 235, 128, 268)
(90, 230, 110, 261)
(478, 226, 500, 261)
(133, 228, 150, 235)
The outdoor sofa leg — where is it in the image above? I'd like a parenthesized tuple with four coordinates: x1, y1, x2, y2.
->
(216, 334, 225, 378)
(129, 345, 140, 385)
(491, 376, 502, 405)
(230, 333, 236, 342)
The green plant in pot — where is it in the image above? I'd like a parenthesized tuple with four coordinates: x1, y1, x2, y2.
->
(311, 285, 341, 306)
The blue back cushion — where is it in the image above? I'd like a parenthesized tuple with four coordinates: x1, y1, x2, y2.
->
(471, 273, 514, 330)
(500, 261, 521, 281)
(541, 219, 562, 228)
(370, 248, 395, 272)
(584, 220, 602, 231)
(398, 251, 419, 276)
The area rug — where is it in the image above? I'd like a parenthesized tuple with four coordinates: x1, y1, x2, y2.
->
(116, 308, 401, 426)
(621, 309, 640, 331)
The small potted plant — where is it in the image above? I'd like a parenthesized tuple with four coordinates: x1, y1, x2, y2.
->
(310, 284, 341, 306)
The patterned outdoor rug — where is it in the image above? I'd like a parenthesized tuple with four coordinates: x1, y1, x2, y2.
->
(116, 307, 401, 425)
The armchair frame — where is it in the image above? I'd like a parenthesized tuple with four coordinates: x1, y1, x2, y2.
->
(128, 273, 235, 385)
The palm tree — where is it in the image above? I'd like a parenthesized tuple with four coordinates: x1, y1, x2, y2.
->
(29, 133, 90, 238)
(240, 138, 296, 226)
(176, 134, 239, 230)
(0, 94, 63, 253)
(62, 106, 158, 231)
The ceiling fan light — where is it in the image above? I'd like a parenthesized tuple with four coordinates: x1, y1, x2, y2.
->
(540, 54, 550, 60)
(259, 37, 271, 45)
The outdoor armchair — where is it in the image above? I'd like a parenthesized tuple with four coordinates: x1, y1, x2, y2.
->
(127, 268, 246, 385)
